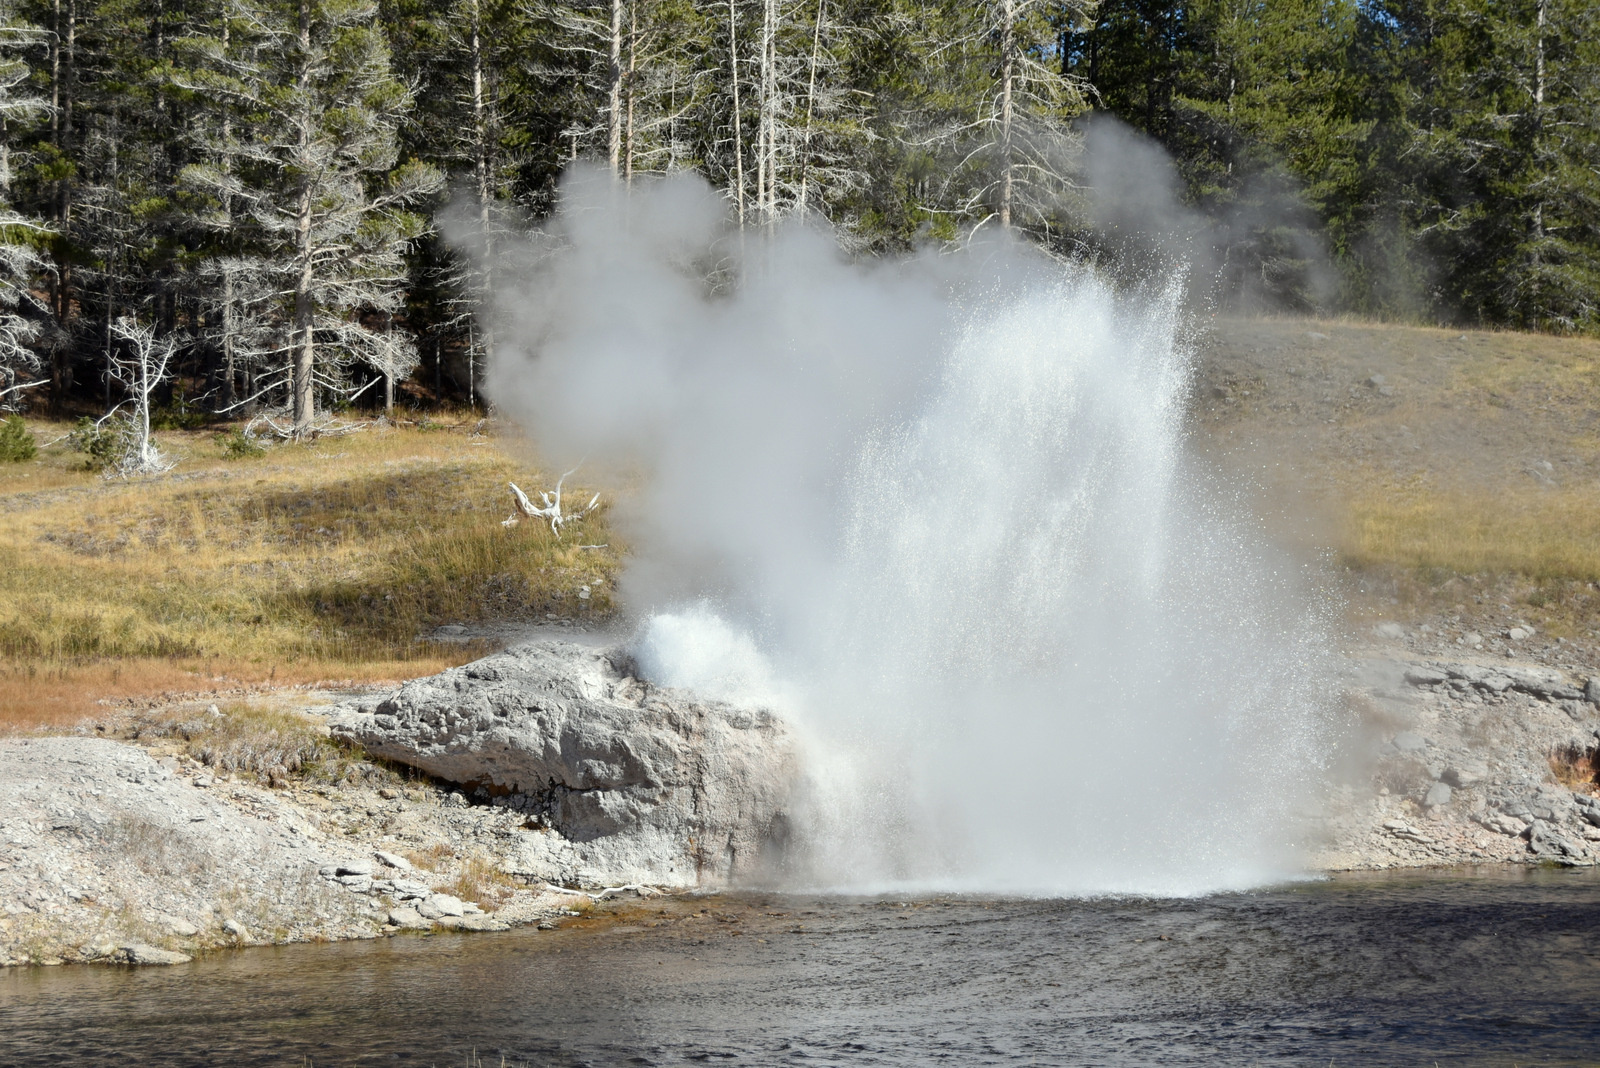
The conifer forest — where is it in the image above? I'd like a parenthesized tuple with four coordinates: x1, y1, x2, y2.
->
(0, 0, 1594, 431)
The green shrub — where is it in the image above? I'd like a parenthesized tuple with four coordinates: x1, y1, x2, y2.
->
(218, 428, 267, 459)
(0, 415, 36, 462)
(150, 383, 210, 430)
(69, 416, 133, 471)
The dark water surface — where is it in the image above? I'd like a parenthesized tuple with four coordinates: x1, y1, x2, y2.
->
(4, 868, 1600, 1066)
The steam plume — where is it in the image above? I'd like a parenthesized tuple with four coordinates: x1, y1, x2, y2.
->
(482, 165, 1338, 895)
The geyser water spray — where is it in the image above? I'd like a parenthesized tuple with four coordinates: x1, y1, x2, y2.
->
(485, 167, 1338, 896)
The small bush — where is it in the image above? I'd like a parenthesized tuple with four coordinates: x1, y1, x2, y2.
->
(68, 416, 133, 472)
(444, 851, 515, 909)
(0, 415, 36, 462)
(218, 428, 267, 460)
(184, 706, 342, 782)
(150, 384, 210, 430)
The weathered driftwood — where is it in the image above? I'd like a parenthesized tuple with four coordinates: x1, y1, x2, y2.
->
(503, 467, 600, 533)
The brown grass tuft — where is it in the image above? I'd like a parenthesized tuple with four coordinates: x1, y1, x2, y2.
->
(1550, 744, 1600, 795)
(443, 852, 516, 909)
(403, 841, 456, 871)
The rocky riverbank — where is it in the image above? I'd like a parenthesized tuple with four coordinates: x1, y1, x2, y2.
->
(7, 625, 1600, 969)
(1314, 627, 1600, 870)
(0, 720, 654, 969)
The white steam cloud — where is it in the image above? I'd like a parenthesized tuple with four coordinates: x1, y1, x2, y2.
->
(483, 166, 1339, 896)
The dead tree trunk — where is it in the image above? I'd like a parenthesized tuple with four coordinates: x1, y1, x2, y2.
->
(291, 0, 316, 435)
(797, 0, 823, 216)
(607, 0, 624, 177)
(998, 0, 1015, 231)
(469, 0, 496, 367)
(727, 0, 745, 227)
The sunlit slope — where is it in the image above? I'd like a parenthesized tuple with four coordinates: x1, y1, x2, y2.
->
(1193, 318, 1600, 592)
(0, 420, 620, 727)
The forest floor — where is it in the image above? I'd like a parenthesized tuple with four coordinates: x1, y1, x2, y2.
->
(0, 415, 621, 729)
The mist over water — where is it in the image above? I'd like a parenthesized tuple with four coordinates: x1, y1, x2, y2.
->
(486, 167, 1339, 896)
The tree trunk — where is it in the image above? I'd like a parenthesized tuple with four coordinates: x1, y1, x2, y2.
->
(757, 0, 776, 223)
(291, 0, 316, 436)
(48, 0, 77, 411)
(727, 0, 745, 227)
(797, 0, 824, 216)
(1530, 0, 1547, 260)
(625, 0, 636, 183)
(219, 18, 237, 411)
(607, 0, 624, 177)
(221, 269, 237, 409)
(469, 0, 495, 365)
(998, 0, 1015, 231)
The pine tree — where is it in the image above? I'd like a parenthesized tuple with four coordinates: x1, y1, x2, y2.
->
(242, 0, 441, 434)
(1386, 0, 1600, 330)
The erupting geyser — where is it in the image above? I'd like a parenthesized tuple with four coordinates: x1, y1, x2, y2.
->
(485, 167, 1339, 896)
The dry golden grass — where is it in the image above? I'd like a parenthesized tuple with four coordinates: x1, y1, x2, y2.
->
(443, 851, 519, 909)
(1197, 318, 1600, 628)
(403, 840, 457, 871)
(0, 416, 621, 729)
(1341, 480, 1600, 583)
(1550, 742, 1600, 795)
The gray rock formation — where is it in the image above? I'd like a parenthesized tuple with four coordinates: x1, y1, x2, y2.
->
(328, 640, 798, 889)
(1315, 647, 1600, 870)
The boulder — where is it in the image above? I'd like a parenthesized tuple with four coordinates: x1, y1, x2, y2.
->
(329, 640, 798, 889)
(417, 894, 466, 919)
(1442, 762, 1488, 788)
(385, 906, 430, 930)
(115, 943, 191, 966)
(1403, 667, 1449, 687)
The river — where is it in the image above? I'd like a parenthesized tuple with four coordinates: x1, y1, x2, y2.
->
(3, 867, 1598, 1066)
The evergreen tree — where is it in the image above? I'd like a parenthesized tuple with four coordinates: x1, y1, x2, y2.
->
(1383, 0, 1600, 330)
(242, 0, 440, 433)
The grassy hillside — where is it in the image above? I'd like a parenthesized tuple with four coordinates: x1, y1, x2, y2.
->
(5, 317, 1599, 729)
(1193, 317, 1600, 644)
(0, 417, 620, 728)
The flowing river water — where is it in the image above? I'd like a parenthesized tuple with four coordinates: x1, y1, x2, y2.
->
(3, 868, 1598, 1066)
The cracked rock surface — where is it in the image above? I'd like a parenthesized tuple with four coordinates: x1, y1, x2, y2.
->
(1315, 639, 1600, 870)
(328, 640, 800, 889)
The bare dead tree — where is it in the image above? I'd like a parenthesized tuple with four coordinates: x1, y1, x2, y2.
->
(104, 316, 178, 477)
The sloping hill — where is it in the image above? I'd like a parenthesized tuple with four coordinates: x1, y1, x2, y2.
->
(1192, 317, 1600, 666)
